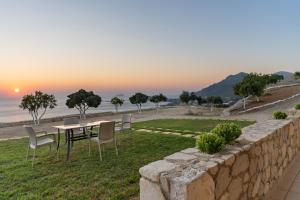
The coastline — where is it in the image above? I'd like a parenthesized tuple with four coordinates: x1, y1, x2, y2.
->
(0, 107, 157, 128)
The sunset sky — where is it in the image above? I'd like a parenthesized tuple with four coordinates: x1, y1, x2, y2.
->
(1, 0, 300, 97)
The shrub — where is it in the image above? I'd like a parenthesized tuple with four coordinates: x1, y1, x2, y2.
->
(196, 133, 225, 154)
(273, 111, 288, 119)
(295, 104, 300, 110)
(211, 123, 242, 144)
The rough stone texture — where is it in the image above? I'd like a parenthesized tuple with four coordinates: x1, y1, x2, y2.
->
(140, 117, 300, 200)
(140, 178, 166, 200)
(139, 160, 177, 182)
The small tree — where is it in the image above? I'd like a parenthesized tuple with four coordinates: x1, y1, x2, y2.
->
(196, 96, 205, 106)
(294, 72, 300, 80)
(110, 97, 124, 113)
(150, 93, 167, 110)
(263, 74, 284, 85)
(66, 89, 101, 119)
(234, 73, 266, 109)
(190, 92, 197, 105)
(129, 92, 148, 113)
(179, 91, 190, 105)
(206, 96, 223, 112)
(19, 91, 57, 125)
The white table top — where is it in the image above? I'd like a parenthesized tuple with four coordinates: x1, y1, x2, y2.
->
(53, 120, 110, 130)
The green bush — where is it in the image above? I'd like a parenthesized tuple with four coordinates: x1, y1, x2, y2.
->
(196, 133, 225, 154)
(273, 111, 288, 119)
(295, 104, 300, 110)
(211, 123, 242, 144)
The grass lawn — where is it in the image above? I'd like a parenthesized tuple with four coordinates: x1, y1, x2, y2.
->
(0, 119, 254, 200)
(0, 130, 194, 200)
(132, 119, 254, 134)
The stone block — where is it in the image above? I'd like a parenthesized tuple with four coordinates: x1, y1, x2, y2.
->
(139, 160, 177, 182)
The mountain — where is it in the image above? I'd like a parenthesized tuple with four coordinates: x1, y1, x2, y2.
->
(274, 71, 294, 78)
(196, 72, 248, 100)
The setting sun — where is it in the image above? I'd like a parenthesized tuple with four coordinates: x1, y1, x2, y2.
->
(14, 88, 20, 93)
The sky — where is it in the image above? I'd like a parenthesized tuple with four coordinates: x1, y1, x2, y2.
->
(0, 0, 300, 97)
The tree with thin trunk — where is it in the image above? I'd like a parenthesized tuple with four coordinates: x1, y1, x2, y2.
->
(129, 93, 148, 113)
(111, 97, 124, 113)
(196, 96, 205, 106)
(206, 96, 223, 112)
(295, 72, 300, 80)
(189, 92, 197, 105)
(179, 91, 190, 105)
(66, 89, 101, 119)
(19, 91, 57, 125)
(150, 93, 167, 111)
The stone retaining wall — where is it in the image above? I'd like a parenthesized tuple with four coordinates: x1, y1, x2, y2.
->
(139, 117, 300, 200)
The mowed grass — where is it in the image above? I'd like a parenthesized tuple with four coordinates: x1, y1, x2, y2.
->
(0, 130, 194, 200)
(0, 119, 254, 199)
(132, 119, 255, 133)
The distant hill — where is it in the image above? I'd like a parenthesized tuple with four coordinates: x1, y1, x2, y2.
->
(274, 71, 294, 78)
(196, 72, 248, 100)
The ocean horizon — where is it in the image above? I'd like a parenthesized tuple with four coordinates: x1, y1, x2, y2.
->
(0, 93, 171, 123)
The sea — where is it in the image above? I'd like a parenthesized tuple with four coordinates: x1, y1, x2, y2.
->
(0, 93, 170, 123)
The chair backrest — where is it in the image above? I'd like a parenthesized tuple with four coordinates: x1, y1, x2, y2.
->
(64, 117, 80, 125)
(99, 121, 115, 140)
(122, 114, 132, 129)
(23, 125, 37, 146)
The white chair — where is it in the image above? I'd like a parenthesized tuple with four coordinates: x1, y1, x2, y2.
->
(24, 125, 56, 167)
(115, 114, 132, 145)
(88, 121, 118, 161)
(117, 114, 132, 131)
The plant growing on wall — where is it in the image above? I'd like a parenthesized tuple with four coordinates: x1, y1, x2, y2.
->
(196, 133, 225, 154)
(19, 91, 57, 125)
(273, 111, 288, 120)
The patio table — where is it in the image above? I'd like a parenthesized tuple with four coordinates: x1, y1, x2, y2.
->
(53, 120, 110, 160)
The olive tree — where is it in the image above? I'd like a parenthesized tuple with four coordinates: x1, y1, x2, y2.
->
(66, 89, 101, 119)
(189, 92, 197, 105)
(19, 91, 57, 125)
(150, 93, 167, 110)
(206, 96, 223, 112)
(111, 97, 124, 113)
(179, 91, 190, 105)
(294, 72, 300, 80)
(129, 92, 148, 113)
(234, 73, 266, 109)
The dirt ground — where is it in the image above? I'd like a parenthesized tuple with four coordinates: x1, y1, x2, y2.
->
(233, 85, 300, 113)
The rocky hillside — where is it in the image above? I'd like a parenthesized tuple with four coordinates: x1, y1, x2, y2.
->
(196, 72, 247, 100)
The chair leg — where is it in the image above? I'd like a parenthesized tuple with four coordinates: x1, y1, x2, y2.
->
(32, 149, 36, 168)
(26, 145, 30, 161)
(115, 139, 119, 156)
(49, 144, 52, 152)
(98, 142, 102, 161)
(88, 139, 91, 157)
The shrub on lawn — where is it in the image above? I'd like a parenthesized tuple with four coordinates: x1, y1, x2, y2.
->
(211, 123, 242, 144)
(273, 111, 288, 119)
(295, 104, 300, 110)
(196, 133, 225, 154)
